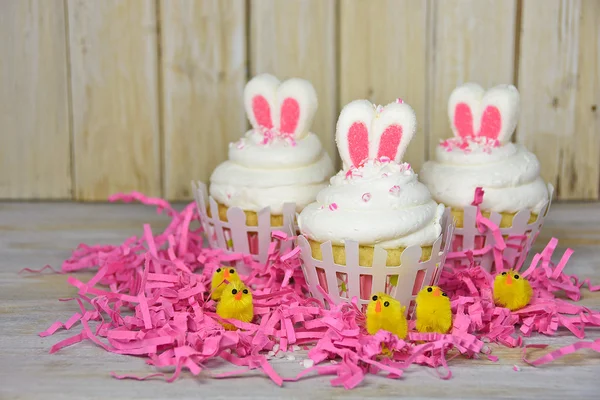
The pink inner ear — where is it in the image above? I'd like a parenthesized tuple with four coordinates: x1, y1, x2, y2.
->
(348, 122, 369, 167)
(280, 98, 300, 134)
(252, 95, 273, 129)
(377, 125, 403, 160)
(454, 103, 474, 138)
(478, 106, 502, 139)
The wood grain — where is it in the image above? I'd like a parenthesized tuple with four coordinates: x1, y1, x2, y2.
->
(0, 201, 599, 399)
(339, 0, 428, 171)
(160, 0, 246, 200)
(0, 0, 71, 199)
(427, 0, 518, 159)
(250, 0, 337, 164)
(517, 0, 599, 200)
(68, 0, 161, 200)
(2, 1, 599, 203)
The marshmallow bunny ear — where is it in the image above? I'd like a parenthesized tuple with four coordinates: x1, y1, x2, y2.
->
(336, 100, 375, 169)
(370, 102, 417, 163)
(477, 84, 520, 143)
(448, 83, 520, 144)
(244, 74, 280, 131)
(276, 78, 318, 140)
(448, 83, 485, 139)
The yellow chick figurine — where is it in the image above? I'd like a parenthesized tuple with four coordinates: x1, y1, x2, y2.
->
(415, 286, 452, 334)
(365, 293, 408, 339)
(493, 270, 533, 311)
(211, 266, 241, 300)
(216, 281, 254, 330)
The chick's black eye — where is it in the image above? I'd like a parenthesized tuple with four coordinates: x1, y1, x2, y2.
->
(442, 292, 448, 297)
(384, 301, 390, 307)
(501, 272, 507, 276)
(231, 289, 238, 295)
(514, 274, 520, 280)
(230, 269, 235, 274)
(427, 287, 433, 293)
(216, 268, 221, 273)
(243, 289, 249, 294)
(372, 295, 378, 301)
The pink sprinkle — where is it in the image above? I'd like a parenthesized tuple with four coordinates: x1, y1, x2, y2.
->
(345, 168, 363, 179)
(236, 141, 245, 149)
(395, 98, 404, 104)
(362, 193, 371, 202)
(513, 365, 520, 372)
(259, 126, 296, 146)
(378, 156, 391, 163)
(388, 185, 401, 196)
(328, 203, 338, 211)
(439, 136, 501, 154)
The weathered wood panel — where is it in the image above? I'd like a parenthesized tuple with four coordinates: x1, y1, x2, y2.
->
(250, 0, 337, 163)
(1, 0, 599, 201)
(68, 0, 161, 200)
(0, 0, 71, 199)
(160, 0, 247, 200)
(427, 0, 518, 158)
(517, 0, 599, 200)
(339, 0, 428, 171)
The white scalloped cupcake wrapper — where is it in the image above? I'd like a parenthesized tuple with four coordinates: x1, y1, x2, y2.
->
(298, 209, 455, 317)
(445, 184, 554, 274)
(192, 181, 296, 275)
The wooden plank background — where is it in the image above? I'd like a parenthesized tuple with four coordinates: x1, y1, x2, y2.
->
(0, 0, 598, 201)
(68, 0, 162, 200)
(0, 0, 71, 199)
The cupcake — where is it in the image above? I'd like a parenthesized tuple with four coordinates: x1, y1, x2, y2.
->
(419, 83, 552, 271)
(195, 74, 334, 260)
(298, 99, 450, 309)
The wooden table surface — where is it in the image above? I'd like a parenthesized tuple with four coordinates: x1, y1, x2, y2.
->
(1, 202, 599, 399)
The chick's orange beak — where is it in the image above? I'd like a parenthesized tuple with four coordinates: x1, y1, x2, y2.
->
(375, 300, 382, 313)
(432, 287, 441, 297)
(234, 291, 243, 301)
(505, 274, 513, 285)
(223, 269, 230, 279)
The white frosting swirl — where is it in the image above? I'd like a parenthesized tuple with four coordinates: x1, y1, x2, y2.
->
(420, 139, 549, 213)
(210, 130, 334, 214)
(298, 160, 445, 248)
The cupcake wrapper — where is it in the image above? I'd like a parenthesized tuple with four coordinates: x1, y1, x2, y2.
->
(445, 184, 554, 274)
(192, 181, 296, 274)
(298, 208, 455, 317)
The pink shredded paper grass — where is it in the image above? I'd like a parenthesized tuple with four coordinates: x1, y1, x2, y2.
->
(35, 193, 600, 388)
